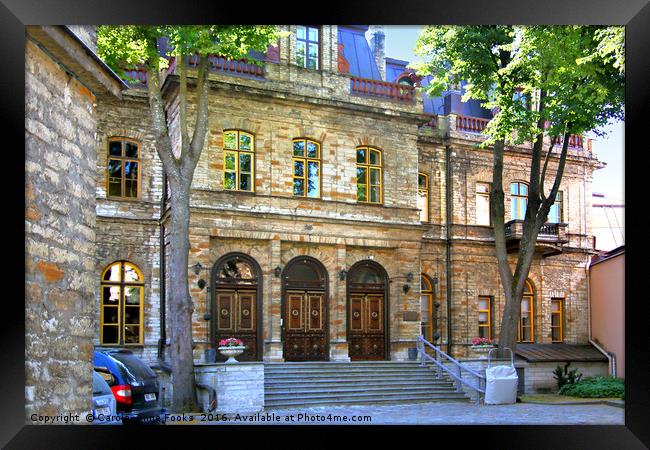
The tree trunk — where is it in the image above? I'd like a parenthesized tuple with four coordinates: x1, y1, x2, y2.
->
(167, 180, 198, 412)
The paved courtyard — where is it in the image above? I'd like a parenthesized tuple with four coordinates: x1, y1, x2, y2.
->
(184, 401, 624, 425)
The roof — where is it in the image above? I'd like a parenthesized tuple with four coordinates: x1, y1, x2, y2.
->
(514, 344, 608, 362)
(590, 245, 625, 266)
(337, 26, 382, 80)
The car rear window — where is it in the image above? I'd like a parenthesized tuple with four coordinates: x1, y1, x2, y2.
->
(109, 353, 157, 381)
(93, 371, 112, 395)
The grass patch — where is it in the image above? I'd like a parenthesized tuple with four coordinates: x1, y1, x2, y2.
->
(520, 394, 621, 404)
(559, 376, 624, 399)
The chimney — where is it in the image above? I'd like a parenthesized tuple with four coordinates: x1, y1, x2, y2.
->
(369, 26, 385, 80)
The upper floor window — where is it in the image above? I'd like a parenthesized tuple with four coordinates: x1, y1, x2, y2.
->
(548, 191, 563, 223)
(107, 138, 140, 199)
(356, 146, 382, 204)
(518, 280, 535, 343)
(511, 181, 528, 220)
(223, 130, 254, 192)
(296, 26, 319, 69)
(476, 182, 491, 226)
(101, 261, 144, 346)
(293, 138, 320, 198)
(418, 173, 429, 222)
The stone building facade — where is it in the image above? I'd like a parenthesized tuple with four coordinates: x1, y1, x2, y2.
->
(91, 25, 602, 366)
(25, 25, 125, 420)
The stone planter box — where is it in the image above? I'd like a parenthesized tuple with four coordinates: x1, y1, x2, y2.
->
(195, 362, 264, 413)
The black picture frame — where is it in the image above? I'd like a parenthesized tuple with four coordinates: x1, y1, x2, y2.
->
(5, 0, 646, 447)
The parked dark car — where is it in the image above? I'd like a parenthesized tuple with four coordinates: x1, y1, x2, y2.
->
(94, 350, 167, 424)
(92, 370, 122, 425)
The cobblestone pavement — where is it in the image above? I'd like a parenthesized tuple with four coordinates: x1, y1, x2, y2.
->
(190, 401, 624, 425)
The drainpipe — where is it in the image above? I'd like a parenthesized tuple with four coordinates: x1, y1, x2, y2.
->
(586, 254, 616, 377)
(158, 171, 168, 364)
(445, 144, 453, 356)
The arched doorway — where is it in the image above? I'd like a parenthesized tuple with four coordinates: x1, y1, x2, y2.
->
(211, 253, 263, 361)
(347, 260, 389, 360)
(281, 256, 329, 361)
(420, 273, 438, 343)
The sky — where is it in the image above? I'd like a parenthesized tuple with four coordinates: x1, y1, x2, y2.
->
(378, 26, 625, 203)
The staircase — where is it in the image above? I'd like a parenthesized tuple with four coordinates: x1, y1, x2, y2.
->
(264, 361, 471, 409)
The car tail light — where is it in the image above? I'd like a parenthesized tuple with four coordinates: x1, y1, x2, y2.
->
(111, 384, 132, 405)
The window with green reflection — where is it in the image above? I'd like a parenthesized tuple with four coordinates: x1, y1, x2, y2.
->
(356, 146, 382, 204)
(223, 130, 255, 192)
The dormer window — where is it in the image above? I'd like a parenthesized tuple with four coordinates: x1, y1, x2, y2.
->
(296, 26, 319, 70)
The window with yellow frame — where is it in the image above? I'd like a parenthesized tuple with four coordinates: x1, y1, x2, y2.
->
(107, 138, 140, 199)
(356, 146, 382, 204)
(100, 261, 144, 346)
(292, 138, 320, 198)
(418, 173, 429, 222)
(518, 280, 535, 342)
(223, 130, 254, 192)
(551, 298, 563, 342)
(420, 274, 434, 341)
(478, 296, 492, 340)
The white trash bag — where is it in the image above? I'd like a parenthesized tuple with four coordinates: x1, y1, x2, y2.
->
(484, 348, 518, 405)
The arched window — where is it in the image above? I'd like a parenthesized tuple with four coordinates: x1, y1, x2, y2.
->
(356, 146, 382, 204)
(511, 181, 528, 220)
(421, 274, 434, 341)
(418, 173, 429, 222)
(223, 130, 255, 192)
(292, 138, 320, 198)
(100, 261, 144, 346)
(107, 138, 140, 199)
(518, 280, 534, 343)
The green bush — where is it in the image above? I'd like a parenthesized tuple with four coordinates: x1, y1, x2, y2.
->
(559, 376, 624, 398)
(553, 364, 583, 390)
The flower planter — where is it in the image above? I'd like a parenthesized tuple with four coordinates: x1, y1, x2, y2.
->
(470, 345, 495, 359)
(218, 346, 246, 364)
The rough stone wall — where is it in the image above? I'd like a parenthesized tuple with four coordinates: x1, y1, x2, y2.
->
(25, 40, 98, 420)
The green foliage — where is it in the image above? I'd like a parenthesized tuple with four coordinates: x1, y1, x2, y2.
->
(559, 376, 625, 399)
(553, 364, 583, 390)
(97, 25, 281, 79)
(411, 26, 625, 145)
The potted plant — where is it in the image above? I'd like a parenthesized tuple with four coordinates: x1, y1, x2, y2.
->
(218, 337, 246, 364)
(469, 337, 496, 353)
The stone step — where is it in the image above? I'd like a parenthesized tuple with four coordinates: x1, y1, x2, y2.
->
(265, 366, 435, 373)
(265, 368, 439, 376)
(264, 380, 455, 389)
(265, 361, 425, 368)
(265, 385, 459, 396)
(264, 373, 443, 382)
(264, 393, 470, 409)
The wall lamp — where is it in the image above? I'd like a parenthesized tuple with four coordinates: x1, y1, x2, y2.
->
(339, 269, 348, 280)
(403, 284, 410, 293)
(193, 262, 203, 275)
(406, 272, 414, 282)
(274, 266, 283, 278)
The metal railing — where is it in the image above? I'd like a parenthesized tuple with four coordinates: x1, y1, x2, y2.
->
(416, 335, 486, 404)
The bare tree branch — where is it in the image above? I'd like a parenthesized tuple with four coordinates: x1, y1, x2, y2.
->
(179, 54, 190, 156)
(189, 55, 210, 163)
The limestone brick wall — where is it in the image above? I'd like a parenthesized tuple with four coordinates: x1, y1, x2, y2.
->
(25, 40, 98, 420)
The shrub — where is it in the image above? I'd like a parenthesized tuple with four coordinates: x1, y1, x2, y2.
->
(553, 363, 583, 390)
(559, 376, 625, 398)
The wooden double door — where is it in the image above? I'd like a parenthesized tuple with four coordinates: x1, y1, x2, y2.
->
(214, 289, 258, 361)
(283, 291, 328, 361)
(348, 292, 386, 360)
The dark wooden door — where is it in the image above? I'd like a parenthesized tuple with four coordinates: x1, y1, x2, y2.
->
(348, 293, 385, 360)
(283, 291, 327, 361)
(215, 289, 258, 361)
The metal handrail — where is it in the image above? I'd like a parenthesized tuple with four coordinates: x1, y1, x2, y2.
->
(416, 335, 486, 404)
